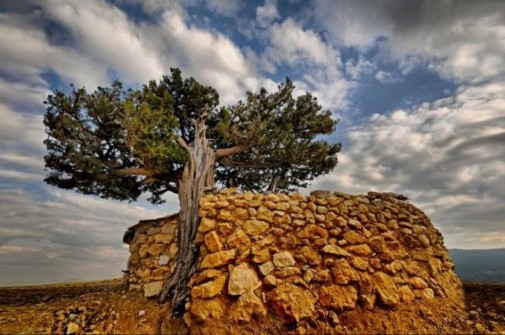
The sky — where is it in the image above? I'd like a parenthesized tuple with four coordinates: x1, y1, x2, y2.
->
(0, 0, 504, 286)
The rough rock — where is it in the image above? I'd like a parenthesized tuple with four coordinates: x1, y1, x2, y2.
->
(199, 218, 216, 233)
(298, 224, 329, 239)
(318, 285, 358, 311)
(258, 261, 275, 276)
(373, 272, 400, 307)
(201, 249, 236, 269)
(229, 291, 267, 322)
(189, 298, 227, 321)
(66, 322, 81, 335)
(227, 229, 250, 248)
(204, 231, 223, 253)
(368, 236, 387, 253)
(346, 244, 372, 256)
(273, 251, 296, 268)
(267, 283, 316, 321)
(154, 234, 174, 244)
(300, 246, 323, 264)
(275, 266, 301, 278)
(343, 230, 367, 244)
(143, 281, 163, 298)
(158, 255, 169, 266)
(191, 275, 227, 299)
(332, 259, 360, 284)
(398, 285, 416, 302)
(125, 190, 466, 334)
(243, 220, 270, 236)
(228, 262, 261, 295)
(321, 244, 350, 256)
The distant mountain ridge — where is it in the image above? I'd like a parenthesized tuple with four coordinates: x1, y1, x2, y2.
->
(449, 248, 505, 283)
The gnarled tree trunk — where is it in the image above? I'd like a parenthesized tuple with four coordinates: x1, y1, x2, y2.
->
(158, 114, 215, 314)
(158, 110, 247, 314)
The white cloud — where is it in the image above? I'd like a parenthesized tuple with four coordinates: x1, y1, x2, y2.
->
(0, 11, 108, 88)
(41, 1, 164, 85)
(0, 104, 45, 152)
(0, 170, 42, 181)
(0, 153, 43, 169)
(311, 0, 392, 48)
(156, 10, 260, 104)
(312, 0, 505, 84)
(266, 18, 341, 67)
(375, 70, 403, 85)
(261, 18, 352, 110)
(256, 0, 279, 27)
(345, 57, 376, 80)
(0, 77, 50, 107)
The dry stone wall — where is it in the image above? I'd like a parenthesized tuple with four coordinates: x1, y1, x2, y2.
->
(123, 214, 178, 296)
(124, 189, 465, 332)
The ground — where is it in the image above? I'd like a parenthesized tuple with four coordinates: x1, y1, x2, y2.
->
(0, 279, 504, 334)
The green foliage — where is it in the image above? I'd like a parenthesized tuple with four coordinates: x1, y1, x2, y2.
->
(44, 81, 142, 200)
(209, 78, 341, 191)
(43, 69, 341, 204)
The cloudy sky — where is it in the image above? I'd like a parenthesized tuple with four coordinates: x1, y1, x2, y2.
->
(1, 0, 504, 285)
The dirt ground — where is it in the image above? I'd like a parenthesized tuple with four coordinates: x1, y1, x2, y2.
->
(0, 279, 504, 334)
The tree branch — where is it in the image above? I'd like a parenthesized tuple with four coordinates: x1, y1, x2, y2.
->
(177, 136, 191, 154)
(215, 144, 247, 159)
(115, 167, 153, 177)
(219, 157, 279, 169)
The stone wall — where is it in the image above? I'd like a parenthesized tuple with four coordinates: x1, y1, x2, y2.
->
(123, 214, 178, 296)
(124, 189, 465, 332)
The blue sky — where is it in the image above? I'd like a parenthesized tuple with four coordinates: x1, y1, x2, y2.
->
(0, 0, 504, 285)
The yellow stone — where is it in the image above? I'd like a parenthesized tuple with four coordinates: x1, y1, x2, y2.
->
(204, 231, 223, 253)
(243, 220, 269, 236)
(227, 229, 251, 248)
(199, 218, 216, 233)
(189, 298, 227, 321)
(191, 275, 227, 299)
(200, 249, 236, 269)
(228, 262, 261, 295)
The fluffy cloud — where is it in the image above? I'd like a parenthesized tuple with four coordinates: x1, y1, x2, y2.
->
(266, 18, 341, 67)
(261, 18, 352, 110)
(312, 0, 505, 83)
(41, 1, 165, 84)
(0, 10, 107, 88)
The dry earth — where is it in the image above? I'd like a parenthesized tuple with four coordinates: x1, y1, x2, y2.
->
(0, 279, 504, 334)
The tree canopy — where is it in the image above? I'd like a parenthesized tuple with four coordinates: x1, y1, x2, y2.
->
(44, 68, 341, 203)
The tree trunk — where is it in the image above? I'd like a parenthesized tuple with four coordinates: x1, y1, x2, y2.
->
(158, 115, 215, 315)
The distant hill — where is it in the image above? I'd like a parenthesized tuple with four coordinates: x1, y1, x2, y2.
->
(449, 248, 505, 283)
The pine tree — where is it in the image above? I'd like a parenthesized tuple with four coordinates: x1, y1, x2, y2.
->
(43, 68, 341, 313)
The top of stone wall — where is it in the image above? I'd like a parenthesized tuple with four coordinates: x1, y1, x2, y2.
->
(123, 213, 178, 244)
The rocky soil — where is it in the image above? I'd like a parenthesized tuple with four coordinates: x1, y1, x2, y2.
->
(0, 279, 503, 334)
